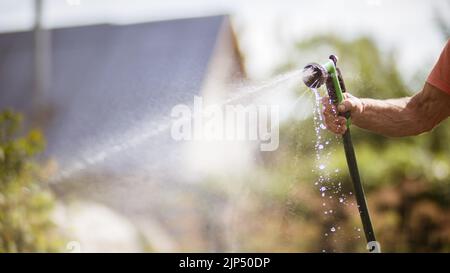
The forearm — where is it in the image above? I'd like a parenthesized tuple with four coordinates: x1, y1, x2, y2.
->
(323, 83, 450, 137)
(351, 97, 425, 137)
(352, 83, 450, 137)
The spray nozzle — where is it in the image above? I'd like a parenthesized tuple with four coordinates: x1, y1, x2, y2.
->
(302, 55, 346, 105)
(302, 63, 328, 88)
(302, 55, 339, 89)
(303, 55, 350, 126)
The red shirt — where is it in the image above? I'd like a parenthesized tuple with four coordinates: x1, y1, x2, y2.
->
(427, 39, 450, 94)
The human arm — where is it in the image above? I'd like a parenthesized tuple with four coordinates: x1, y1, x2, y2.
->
(322, 83, 450, 137)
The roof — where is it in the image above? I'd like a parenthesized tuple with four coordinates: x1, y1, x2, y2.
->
(0, 15, 231, 168)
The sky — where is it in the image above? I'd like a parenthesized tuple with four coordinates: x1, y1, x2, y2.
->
(0, 0, 448, 81)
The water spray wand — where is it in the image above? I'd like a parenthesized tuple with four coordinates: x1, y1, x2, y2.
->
(303, 55, 380, 253)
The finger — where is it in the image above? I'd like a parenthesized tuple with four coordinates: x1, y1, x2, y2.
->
(325, 116, 344, 133)
(322, 98, 337, 114)
(322, 104, 337, 119)
(322, 96, 338, 110)
(338, 124, 347, 134)
(327, 116, 345, 134)
(321, 96, 347, 134)
(337, 99, 353, 113)
(333, 117, 345, 127)
(334, 116, 346, 124)
(325, 122, 340, 134)
(322, 106, 341, 132)
(323, 97, 341, 116)
(335, 117, 347, 134)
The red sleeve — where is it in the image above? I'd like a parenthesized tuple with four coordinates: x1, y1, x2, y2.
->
(427, 40, 450, 94)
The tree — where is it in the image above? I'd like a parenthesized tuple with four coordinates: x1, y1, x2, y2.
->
(0, 110, 62, 252)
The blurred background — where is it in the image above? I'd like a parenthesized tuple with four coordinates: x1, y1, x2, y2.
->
(0, 0, 449, 252)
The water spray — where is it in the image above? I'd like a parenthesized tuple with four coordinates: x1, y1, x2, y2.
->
(303, 55, 380, 253)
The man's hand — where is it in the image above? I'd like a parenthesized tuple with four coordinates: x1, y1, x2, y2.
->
(321, 93, 364, 135)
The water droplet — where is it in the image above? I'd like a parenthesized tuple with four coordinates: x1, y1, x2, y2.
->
(318, 144, 324, 150)
(330, 227, 336, 232)
(339, 198, 344, 203)
(329, 210, 333, 213)
(357, 228, 361, 232)
(320, 124, 326, 130)
(320, 186, 326, 192)
(335, 169, 339, 173)
(321, 193, 325, 197)
(324, 211, 328, 214)
(324, 233, 328, 236)
(319, 164, 325, 170)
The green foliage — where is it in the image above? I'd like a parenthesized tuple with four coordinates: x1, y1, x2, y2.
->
(0, 110, 62, 252)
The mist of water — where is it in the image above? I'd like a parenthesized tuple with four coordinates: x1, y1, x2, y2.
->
(51, 69, 305, 182)
(49, 67, 367, 252)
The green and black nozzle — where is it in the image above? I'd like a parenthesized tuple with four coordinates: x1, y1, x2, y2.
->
(303, 55, 381, 253)
(303, 55, 346, 110)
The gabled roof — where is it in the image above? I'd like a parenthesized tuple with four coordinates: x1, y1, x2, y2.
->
(0, 15, 230, 165)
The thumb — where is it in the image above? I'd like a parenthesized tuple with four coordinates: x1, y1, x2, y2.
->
(337, 99, 354, 113)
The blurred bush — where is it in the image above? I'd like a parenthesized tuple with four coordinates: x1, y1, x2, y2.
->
(0, 110, 62, 252)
